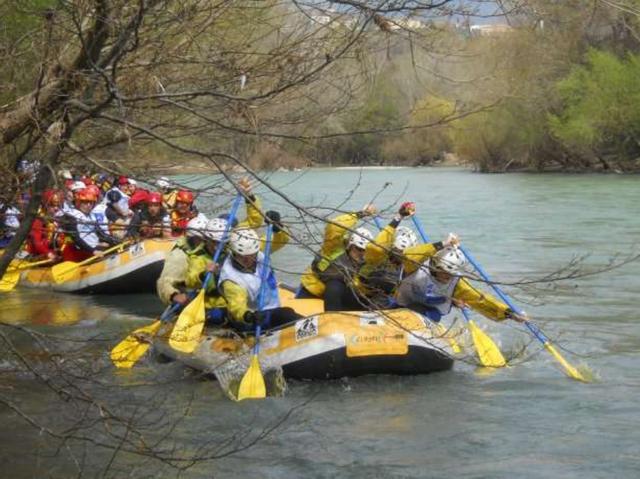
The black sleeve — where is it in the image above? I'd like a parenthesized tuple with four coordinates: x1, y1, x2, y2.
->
(65, 216, 95, 252)
(96, 225, 119, 246)
(125, 212, 142, 238)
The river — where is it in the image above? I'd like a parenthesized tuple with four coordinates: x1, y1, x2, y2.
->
(0, 167, 638, 478)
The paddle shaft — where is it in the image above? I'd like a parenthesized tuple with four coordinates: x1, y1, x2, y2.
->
(161, 301, 183, 322)
(201, 194, 244, 292)
(252, 224, 274, 354)
(9, 258, 54, 272)
(53, 241, 130, 283)
(456, 244, 549, 342)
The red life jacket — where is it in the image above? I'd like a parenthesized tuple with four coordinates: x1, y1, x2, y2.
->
(26, 216, 57, 257)
(170, 210, 195, 237)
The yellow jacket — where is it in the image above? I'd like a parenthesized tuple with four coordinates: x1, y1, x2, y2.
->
(300, 213, 359, 297)
(359, 225, 440, 297)
(156, 237, 203, 304)
(453, 279, 511, 321)
(184, 251, 228, 309)
(219, 230, 289, 322)
(160, 195, 263, 307)
(237, 195, 263, 230)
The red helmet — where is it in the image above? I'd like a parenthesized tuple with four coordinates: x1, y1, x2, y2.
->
(75, 188, 98, 203)
(176, 190, 194, 204)
(87, 184, 101, 198)
(64, 179, 75, 190)
(147, 192, 163, 205)
(128, 189, 149, 208)
(118, 175, 130, 186)
(43, 189, 63, 206)
(80, 176, 95, 186)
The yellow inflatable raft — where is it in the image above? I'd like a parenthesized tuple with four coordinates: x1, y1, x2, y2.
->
(20, 239, 175, 294)
(153, 293, 457, 380)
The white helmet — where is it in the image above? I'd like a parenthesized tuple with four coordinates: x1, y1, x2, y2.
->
(393, 227, 418, 250)
(186, 215, 209, 238)
(430, 247, 467, 275)
(156, 177, 171, 189)
(230, 228, 260, 256)
(347, 227, 373, 250)
(204, 217, 228, 241)
(70, 181, 86, 192)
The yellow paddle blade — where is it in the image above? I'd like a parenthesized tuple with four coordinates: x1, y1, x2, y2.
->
(168, 290, 206, 353)
(544, 342, 591, 383)
(467, 320, 507, 368)
(237, 355, 266, 400)
(51, 261, 81, 284)
(111, 320, 162, 369)
(0, 269, 20, 292)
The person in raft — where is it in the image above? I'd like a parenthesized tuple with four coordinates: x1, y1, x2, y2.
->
(396, 245, 528, 324)
(296, 204, 377, 311)
(184, 211, 288, 327)
(218, 228, 301, 332)
(59, 187, 119, 262)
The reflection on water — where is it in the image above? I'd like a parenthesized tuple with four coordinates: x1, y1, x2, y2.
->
(0, 289, 160, 327)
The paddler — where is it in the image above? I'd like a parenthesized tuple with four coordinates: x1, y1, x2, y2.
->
(396, 245, 528, 323)
(296, 204, 377, 311)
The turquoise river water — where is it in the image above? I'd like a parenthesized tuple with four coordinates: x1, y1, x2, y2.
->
(0, 167, 638, 478)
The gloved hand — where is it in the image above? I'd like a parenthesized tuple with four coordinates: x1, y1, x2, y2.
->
(359, 203, 377, 218)
(243, 310, 268, 326)
(452, 297, 467, 309)
(398, 202, 416, 218)
(505, 309, 528, 323)
(444, 232, 460, 248)
(265, 210, 283, 233)
(238, 176, 253, 195)
(170, 292, 189, 305)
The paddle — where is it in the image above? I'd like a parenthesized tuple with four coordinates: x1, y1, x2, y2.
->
(237, 223, 273, 401)
(110, 303, 181, 368)
(51, 241, 129, 284)
(168, 193, 243, 354)
(0, 258, 55, 293)
(411, 216, 506, 367)
(457, 245, 589, 382)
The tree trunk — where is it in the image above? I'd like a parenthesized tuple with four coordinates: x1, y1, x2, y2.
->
(0, 141, 67, 277)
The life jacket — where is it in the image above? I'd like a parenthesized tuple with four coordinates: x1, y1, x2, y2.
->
(25, 214, 57, 256)
(312, 250, 358, 283)
(163, 190, 178, 210)
(91, 202, 110, 235)
(218, 252, 280, 311)
(105, 187, 130, 219)
(170, 210, 196, 237)
(64, 208, 100, 250)
(396, 261, 459, 316)
(138, 208, 169, 238)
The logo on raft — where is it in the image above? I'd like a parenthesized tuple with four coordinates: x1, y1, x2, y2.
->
(295, 316, 318, 342)
(349, 333, 404, 344)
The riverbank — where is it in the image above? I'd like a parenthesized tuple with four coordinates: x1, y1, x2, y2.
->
(127, 146, 637, 176)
